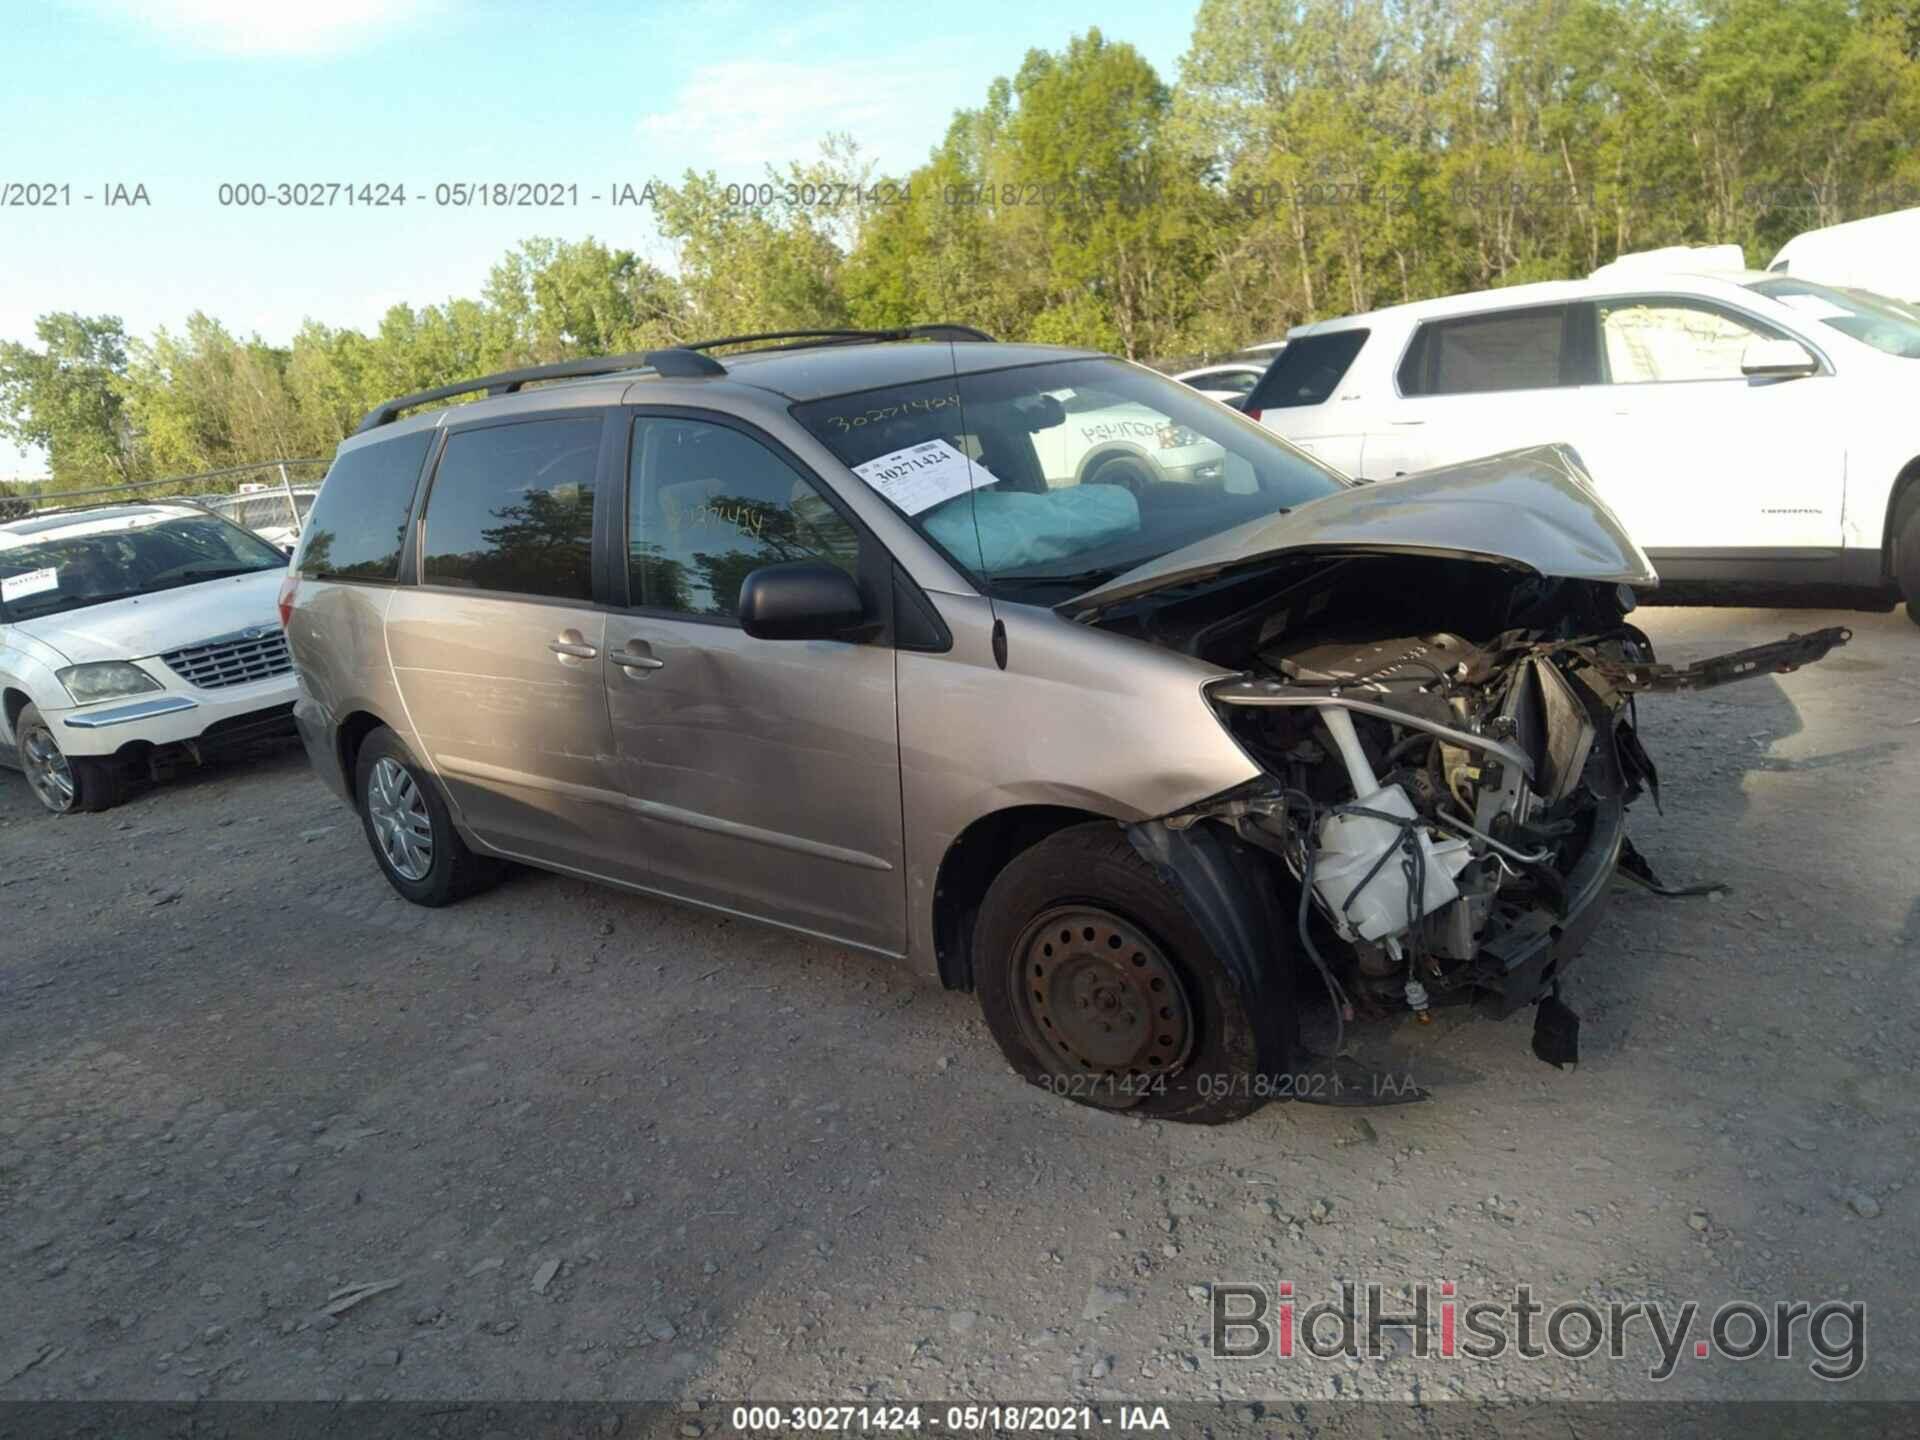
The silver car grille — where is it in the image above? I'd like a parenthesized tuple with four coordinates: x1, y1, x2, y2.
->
(159, 628, 293, 690)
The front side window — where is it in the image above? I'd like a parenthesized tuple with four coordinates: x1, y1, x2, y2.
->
(1598, 299, 1778, 383)
(421, 416, 600, 600)
(1402, 306, 1571, 396)
(626, 416, 859, 619)
(792, 356, 1344, 599)
(0, 510, 287, 622)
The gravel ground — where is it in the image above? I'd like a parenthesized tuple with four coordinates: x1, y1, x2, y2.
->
(1, 603, 1915, 1413)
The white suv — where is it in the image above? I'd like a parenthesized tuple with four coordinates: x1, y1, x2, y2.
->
(1244, 267, 1920, 622)
(0, 502, 300, 813)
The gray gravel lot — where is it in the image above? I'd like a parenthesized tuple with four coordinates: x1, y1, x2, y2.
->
(1, 604, 1915, 1410)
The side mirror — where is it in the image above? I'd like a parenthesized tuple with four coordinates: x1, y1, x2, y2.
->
(1740, 337, 1818, 379)
(737, 560, 867, 641)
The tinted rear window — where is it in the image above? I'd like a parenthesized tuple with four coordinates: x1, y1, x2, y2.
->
(421, 416, 600, 600)
(1399, 305, 1574, 395)
(296, 431, 432, 583)
(1245, 331, 1369, 410)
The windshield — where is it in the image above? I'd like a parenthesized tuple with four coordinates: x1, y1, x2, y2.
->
(1746, 277, 1920, 359)
(792, 357, 1345, 598)
(0, 511, 286, 622)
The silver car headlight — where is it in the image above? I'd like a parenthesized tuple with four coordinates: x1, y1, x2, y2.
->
(57, 661, 163, 704)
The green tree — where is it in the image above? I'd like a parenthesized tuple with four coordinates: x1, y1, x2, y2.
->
(121, 313, 315, 474)
(13, 0, 1920, 460)
(0, 314, 138, 488)
(653, 150, 854, 337)
(485, 236, 686, 359)
(844, 86, 1044, 337)
(1005, 30, 1212, 357)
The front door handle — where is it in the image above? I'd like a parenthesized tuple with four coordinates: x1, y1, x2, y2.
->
(549, 629, 599, 660)
(616, 640, 665, 674)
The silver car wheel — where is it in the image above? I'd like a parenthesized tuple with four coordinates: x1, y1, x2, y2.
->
(21, 722, 77, 815)
(366, 756, 434, 882)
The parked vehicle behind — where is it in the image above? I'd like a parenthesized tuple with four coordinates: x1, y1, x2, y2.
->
(1243, 262, 1920, 623)
(1031, 389, 1229, 490)
(1768, 207, 1920, 304)
(193, 486, 317, 551)
(284, 327, 1849, 1122)
(1174, 341, 1286, 406)
(0, 502, 300, 813)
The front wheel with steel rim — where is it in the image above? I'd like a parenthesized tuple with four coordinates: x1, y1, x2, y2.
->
(974, 822, 1286, 1125)
(1009, 906, 1196, 1108)
(353, 725, 502, 907)
(15, 703, 126, 815)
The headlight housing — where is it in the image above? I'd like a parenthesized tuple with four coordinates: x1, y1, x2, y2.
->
(57, 661, 163, 704)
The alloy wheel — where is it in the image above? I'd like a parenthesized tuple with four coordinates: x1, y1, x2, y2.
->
(366, 756, 434, 882)
(21, 724, 76, 814)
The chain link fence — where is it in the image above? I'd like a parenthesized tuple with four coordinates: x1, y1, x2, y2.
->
(0, 458, 330, 546)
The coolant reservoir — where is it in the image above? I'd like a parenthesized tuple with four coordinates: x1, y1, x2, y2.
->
(1311, 784, 1474, 943)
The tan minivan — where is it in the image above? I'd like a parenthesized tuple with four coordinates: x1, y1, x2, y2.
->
(282, 328, 1848, 1122)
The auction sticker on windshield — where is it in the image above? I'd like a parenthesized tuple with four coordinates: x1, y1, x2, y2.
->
(1, 566, 59, 603)
(854, 439, 999, 515)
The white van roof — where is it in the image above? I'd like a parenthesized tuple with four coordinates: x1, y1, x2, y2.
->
(1588, 245, 1748, 283)
(1767, 208, 1920, 301)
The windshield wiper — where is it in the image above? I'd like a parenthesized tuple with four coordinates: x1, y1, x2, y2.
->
(143, 565, 276, 592)
(175, 564, 274, 581)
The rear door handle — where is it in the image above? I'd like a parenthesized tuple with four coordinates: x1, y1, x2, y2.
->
(549, 629, 598, 660)
(616, 641, 665, 674)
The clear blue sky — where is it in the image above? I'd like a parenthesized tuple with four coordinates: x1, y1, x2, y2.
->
(0, 0, 1204, 477)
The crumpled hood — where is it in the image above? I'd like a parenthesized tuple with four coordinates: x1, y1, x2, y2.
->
(13, 568, 287, 664)
(1060, 444, 1656, 617)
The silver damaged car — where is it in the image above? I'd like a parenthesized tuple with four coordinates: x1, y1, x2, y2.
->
(281, 327, 1851, 1122)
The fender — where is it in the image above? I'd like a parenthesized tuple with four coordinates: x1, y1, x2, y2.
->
(1125, 816, 1428, 1107)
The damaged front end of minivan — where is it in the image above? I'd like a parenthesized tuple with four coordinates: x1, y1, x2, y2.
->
(1066, 446, 1850, 1097)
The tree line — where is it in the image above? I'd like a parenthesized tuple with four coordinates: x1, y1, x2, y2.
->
(5, 0, 1918, 490)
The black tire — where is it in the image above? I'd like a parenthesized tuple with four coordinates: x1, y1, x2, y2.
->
(1895, 488, 1920, 627)
(354, 725, 501, 906)
(974, 822, 1279, 1124)
(17, 703, 128, 815)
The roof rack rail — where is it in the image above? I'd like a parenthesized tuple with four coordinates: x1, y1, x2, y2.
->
(353, 324, 996, 432)
(680, 324, 994, 355)
(354, 354, 660, 433)
(645, 347, 728, 378)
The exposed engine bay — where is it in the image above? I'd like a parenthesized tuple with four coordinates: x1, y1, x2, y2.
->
(1101, 550, 1851, 1072)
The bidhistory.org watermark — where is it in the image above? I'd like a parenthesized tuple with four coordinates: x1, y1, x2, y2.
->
(1210, 1280, 1865, 1383)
